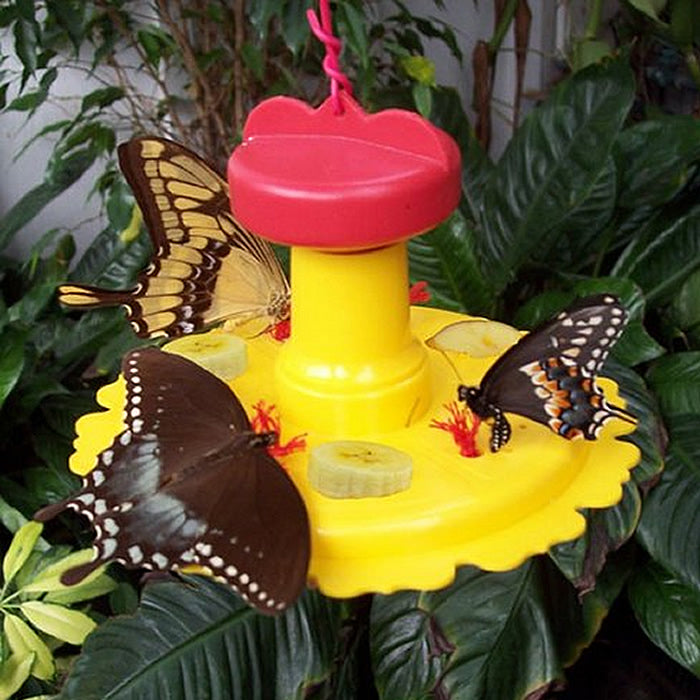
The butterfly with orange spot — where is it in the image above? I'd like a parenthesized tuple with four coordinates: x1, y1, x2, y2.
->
(58, 137, 290, 338)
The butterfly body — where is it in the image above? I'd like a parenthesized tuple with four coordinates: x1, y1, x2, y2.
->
(35, 348, 309, 614)
(58, 137, 290, 338)
(458, 295, 633, 452)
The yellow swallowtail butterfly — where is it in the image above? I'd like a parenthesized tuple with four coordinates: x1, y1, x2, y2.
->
(58, 137, 290, 338)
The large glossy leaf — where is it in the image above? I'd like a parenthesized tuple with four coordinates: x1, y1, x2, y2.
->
(429, 88, 493, 219)
(612, 201, 700, 306)
(613, 115, 700, 208)
(604, 360, 666, 487)
(477, 58, 635, 292)
(70, 224, 152, 289)
(549, 480, 641, 592)
(539, 155, 617, 270)
(59, 576, 346, 700)
(370, 556, 630, 700)
(408, 211, 495, 317)
(636, 414, 700, 591)
(0, 326, 27, 409)
(628, 560, 700, 677)
(647, 352, 700, 416)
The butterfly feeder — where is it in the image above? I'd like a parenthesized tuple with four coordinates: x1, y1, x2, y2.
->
(55, 0, 639, 607)
(221, 5, 639, 597)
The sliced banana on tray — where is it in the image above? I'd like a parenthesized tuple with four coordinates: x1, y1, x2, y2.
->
(309, 440, 413, 499)
(164, 330, 247, 381)
(426, 319, 520, 358)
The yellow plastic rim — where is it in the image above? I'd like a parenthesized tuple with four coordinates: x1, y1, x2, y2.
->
(69, 307, 638, 599)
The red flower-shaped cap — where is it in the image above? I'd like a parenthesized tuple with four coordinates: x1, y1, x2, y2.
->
(227, 92, 461, 250)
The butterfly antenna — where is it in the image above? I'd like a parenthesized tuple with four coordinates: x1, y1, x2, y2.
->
(437, 349, 464, 383)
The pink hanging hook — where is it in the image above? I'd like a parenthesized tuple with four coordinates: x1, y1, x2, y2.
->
(306, 0, 353, 114)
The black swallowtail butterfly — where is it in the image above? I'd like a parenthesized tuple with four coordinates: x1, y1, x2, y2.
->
(458, 294, 633, 452)
(35, 348, 309, 615)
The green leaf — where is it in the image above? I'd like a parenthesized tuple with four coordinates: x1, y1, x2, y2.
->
(0, 147, 99, 250)
(70, 225, 152, 290)
(241, 42, 264, 82)
(46, 0, 86, 52)
(336, 2, 370, 69)
(370, 557, 629, 700)
(670, 267, 700, 331)
(411, 82, 432, 118)
(20, 549, 110, 595)
(612, 201, 700, 307)
(636, 414, 700, 591)
(538, 155, 617, 270)
(3, 614, 55, 681)
(2, 521, 43, 586)
(611, 320, 666, 366)
(604, 360, 666, 487)
(628, 560, 700, 677)
(614, 115, 700, 208)
(626, 0, 668, 22)
(13, 17, 38, 76)
(549, 480, 641, 591)
(0, 653, 35, 700)
(477, 58, 635, 292)
(19, 601, 96, 646)
(408, 211, 495, 316)
(44, 574, 117, 606)
(59, 577, 345, 699)
(79, 87, 124, 114)
(647, 352, 700, 416)
(0, 494, 30, 536)
(0, 326, 27, 409)
(429, 88, 494, 217)
(402, 55, 436, 85)
(280, 0, 313, 56)
(571, 39, 613, 72)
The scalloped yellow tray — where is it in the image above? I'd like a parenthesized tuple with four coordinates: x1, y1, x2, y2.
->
(70, 306, 639, 599)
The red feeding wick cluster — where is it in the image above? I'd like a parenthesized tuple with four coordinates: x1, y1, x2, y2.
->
(251, 400, 306, 460)
(430, 402, 481, 458)
(270, 319, 291, 341)
(409, 281, 431, 304)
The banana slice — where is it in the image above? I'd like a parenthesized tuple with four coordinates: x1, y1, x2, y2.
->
(309, 440, 412, 499)
(426, 319, 520, 358)
(164, 330, 247, 381)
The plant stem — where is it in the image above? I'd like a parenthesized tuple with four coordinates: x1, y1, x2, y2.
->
(584, 0, 605, 41)
(487, 0, 520, 56)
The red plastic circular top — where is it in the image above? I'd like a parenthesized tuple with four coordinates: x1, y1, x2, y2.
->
(227, 93, 461, 250)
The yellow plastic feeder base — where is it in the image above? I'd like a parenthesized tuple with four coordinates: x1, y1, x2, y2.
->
(70, 305, 637, 599)
(229, 305, 638, 597)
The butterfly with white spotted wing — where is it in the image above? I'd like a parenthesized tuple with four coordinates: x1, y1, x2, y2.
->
(459, 294, 635, 452)
(35, 347, 309, 615)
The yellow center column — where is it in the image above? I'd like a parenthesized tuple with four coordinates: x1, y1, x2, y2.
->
(276, 242, 430, 435)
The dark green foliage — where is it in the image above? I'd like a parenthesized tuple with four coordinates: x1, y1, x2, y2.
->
(1, 1, 700, 698)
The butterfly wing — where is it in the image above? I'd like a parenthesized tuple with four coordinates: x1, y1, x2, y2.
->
(463, 295, 630, 448)
(58, 137, 289, 338)
(35, 348, 309, 614)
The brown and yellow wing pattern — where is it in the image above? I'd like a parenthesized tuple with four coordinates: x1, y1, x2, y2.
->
(58, 137, 290, 338)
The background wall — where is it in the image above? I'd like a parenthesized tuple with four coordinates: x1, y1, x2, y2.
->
(0, 0, 590, 258)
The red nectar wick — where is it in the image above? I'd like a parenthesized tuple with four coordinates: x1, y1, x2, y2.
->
(430, 402, 481, 458)
(251, 400, 306, 460)
(409, 280, 431, 304)
(270, 319, 291, 341)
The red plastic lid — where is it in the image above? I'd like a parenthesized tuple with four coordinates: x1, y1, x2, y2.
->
(227, 93, 461, 250)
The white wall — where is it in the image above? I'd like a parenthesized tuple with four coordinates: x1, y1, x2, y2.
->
(0, 1, 591, 258)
